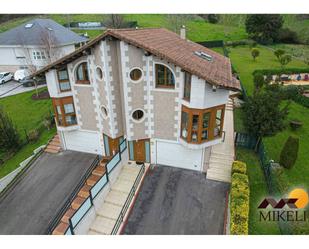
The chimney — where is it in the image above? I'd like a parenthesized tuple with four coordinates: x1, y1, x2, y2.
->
(180, 25, 186, 39)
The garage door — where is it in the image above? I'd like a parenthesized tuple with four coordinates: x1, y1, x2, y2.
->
(62, 130, 101, 155)
(156, 141, 202, 171)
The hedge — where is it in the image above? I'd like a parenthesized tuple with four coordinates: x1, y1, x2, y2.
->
(232, 161, 247, 175)
(230, 172, 249, 235)
(279, 136, 299, 169)
(253, 68, 309, 77)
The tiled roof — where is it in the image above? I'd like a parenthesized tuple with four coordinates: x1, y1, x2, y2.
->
(34, 28, 240, 91)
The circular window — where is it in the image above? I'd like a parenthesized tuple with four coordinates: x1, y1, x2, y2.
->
(132, 109, 145, 122)
(129, 68, 143, 82)
(101, 105, 108, 119)
(96, 67, 103, 80)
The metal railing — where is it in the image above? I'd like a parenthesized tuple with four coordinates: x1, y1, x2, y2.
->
(111, 163, 145, 235)
(46, 155, 100, 234)
(57, 138, 128, 235)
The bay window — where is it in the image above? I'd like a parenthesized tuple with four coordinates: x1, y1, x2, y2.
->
(57, 68, 71, 92)
(52, 97, 77, 127)
(180, 105, 225, 144)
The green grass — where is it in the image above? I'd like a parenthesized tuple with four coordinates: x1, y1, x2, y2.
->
(236, 148, 281, 235)
(234, 107, 247, 133)
(228, 45, 308, 95)
(0, 88, 55, 177)
(263, 101, 309, 190)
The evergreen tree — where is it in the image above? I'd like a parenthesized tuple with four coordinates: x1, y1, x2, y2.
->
(279, 136, 299, 169)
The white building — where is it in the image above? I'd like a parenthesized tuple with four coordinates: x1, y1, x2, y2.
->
(0, 18, 88, 73)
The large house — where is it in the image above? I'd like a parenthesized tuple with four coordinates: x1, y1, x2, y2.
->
(0, 18, 88, 73)
(34, 28, 240, 174)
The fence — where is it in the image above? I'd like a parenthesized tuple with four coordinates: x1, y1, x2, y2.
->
(58, 139, 128, 235)
(197, 40, 224, 48)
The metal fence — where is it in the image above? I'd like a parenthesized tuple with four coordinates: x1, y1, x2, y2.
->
(61, 138, 128, 235)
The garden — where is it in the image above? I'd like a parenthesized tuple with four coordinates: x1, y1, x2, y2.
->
(0, 88, 56, 178)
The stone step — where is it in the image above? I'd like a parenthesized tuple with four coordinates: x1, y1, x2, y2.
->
(97, 202, 122, 220)
(78, 184, 91, 198)
(92, 166, 106, 177)
(105, 190, 128, 206)
(211, 152, 234, 159)
(88, 230, 102, 235)
(71, 196, 86, 210)
(208, 165, 232, 175)
(209, 159, 233, 167)
(122, 165, 141, 175)
(87, 174, 101, 186)
(61, 208, 76, 224)
(118, 170, 138, 182)
(210, 155, 234, 161)
(45, 148, 59, 154)
(90, 216, 115, 235)
(52, 222, 70, 235)
(49, 140, 61, 147)
(46, 144, 61, 151)
(207, 170, 231, 183)
(111, 179, 133, 194)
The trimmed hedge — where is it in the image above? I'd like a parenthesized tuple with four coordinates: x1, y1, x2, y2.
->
(279, 136, 299, 169)
(230, 173, 250, 235)
(232, 161, 247, 175)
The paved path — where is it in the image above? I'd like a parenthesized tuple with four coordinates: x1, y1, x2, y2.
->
(0, 150, 96, 235)
(0, 80, 46, 98)
(123, 166, 229, 235)
(88, 162, 142, 235)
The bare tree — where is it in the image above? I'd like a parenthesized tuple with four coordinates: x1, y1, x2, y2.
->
(167, 14, 192, 34)
(105, 14, 125, 29)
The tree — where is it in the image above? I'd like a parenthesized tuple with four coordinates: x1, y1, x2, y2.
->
(0, 105, 20, 152)
(207, 14, 220, 24)
(242, 91, 289, 138)
(274, 49, 286, 61)
(251, 48, 260, 61)
(279, 54, 292, 69)
(279, 136, 299, 169)
(167, 14, 191, 34)
(245, 14, 284, 44)
(253, 72, 265, 91)
(105, 14, 125, 28)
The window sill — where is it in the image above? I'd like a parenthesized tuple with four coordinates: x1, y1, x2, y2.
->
(179, 136, 222, 150)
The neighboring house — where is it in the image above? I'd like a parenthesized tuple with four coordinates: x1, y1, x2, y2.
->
(34, 28, 240, 172)
(0, 18, 88, 73)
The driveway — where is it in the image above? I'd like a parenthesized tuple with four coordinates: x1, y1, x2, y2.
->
(123, 166, 229, 235)
(0, 150, 96, 234)
(0, 80, 46, 98)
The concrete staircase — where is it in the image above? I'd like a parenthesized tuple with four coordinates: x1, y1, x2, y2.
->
(206, 98, 235, 183)
(45, 134, 62, 154)
(88, 163, 142, 235)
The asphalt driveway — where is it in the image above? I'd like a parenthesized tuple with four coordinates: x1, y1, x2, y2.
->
(123, 166, 229, 235)
(0, 150, 96, 234)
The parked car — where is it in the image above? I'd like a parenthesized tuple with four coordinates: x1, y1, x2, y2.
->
(14, 69, 30, 82)
(20, 76, 46, 87)
(0, 72, 13, 84)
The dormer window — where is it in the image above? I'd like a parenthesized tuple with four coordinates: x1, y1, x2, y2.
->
(57, 68, 71, 92)
(76, 62, 90, 84)
(155, 64, 175, 89)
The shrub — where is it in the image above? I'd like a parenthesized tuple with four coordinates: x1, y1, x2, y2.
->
(251, 48, 260, 61)
(207, 14, 220, 24)
(279, 136, 299, 169)
(0, 105, 20, 151)
(28, 129, 39, 143)
(232, 161, 247, 175)
(274, 49, 286, 61)
(230, 173, 249, 235)
(43, 116, 53, 130)
(253, 72, 265, 91)
(278, 28, 299, 44)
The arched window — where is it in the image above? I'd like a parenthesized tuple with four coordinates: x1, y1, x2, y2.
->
(155, 64, 175, 88)
(76, 62, 89, 84)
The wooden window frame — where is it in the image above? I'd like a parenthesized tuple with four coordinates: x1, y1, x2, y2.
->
(180, 104, 225, 144)
(155, 64, 175, 89)
(183, 71, 191, 101)
(57, 68, 71, 92)
(52, 96, 77, 127)
(75, 62, 90, 85)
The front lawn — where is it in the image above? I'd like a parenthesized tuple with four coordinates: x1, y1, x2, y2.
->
(0, 88, 55, 178)
(228, 45, 308, 95)
(236, 148, 280, 235)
